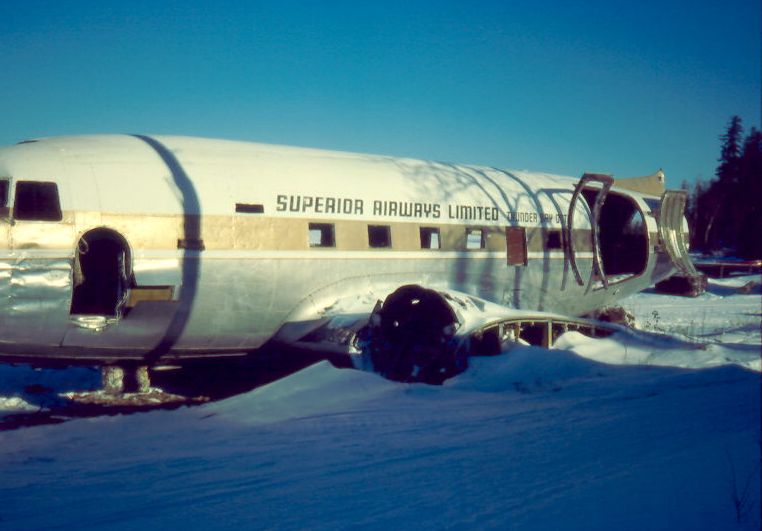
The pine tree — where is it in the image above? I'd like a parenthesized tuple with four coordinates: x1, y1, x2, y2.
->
(682, 116, 758, 257)
(709, 116, 744, 251)
(736, 128, 762, 258)
(717, 115, 743, 183)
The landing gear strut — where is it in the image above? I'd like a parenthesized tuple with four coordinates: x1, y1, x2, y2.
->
(101, 365, 152, 394)
(62, 365, 205, 407)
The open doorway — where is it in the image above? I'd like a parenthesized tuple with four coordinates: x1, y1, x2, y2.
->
(581, 190, 649, 282)
(70, 229, 132, 317)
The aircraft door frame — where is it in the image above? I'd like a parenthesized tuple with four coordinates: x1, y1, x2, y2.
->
(0, 177, 10, 251)
(658, 190, 698, 277)
(565, 173, 613, 290)
(0, 178, 11, 320)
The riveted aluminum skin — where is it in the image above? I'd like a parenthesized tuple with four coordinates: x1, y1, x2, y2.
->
(0, 135, 688, 364)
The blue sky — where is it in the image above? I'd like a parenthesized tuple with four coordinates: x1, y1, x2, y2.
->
(1, 1, 759, 185)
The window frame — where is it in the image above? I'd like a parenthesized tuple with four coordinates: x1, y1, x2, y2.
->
(465, 227, 485, 250)
(419, 227, 441, 250)
(367, 225, 392, 249)
(308, 222, 336, 248)
(0, 179, 9, 208)
(13, 181, 63, 222)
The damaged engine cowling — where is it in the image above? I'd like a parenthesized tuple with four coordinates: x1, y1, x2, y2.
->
(355, 285, 468, 384)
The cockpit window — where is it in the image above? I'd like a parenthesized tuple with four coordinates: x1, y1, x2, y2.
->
(14, 181, 62, 221)
(0, 180, 8, 208)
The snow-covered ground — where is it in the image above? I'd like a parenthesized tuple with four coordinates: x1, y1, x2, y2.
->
(1, 276, 760, 530)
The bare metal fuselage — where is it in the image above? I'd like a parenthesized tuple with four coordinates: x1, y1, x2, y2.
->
(0, 135, 686, 365)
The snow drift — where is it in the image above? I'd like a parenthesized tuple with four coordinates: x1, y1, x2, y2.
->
(0, 276, 760, 530)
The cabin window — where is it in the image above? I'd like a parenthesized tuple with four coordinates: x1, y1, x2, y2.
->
(13, 181, 62, 221)
(309, 223, 335, 247)
(420, 227, 440, 249)
(368, 225, 392, 248)
(465, 228, 484, 250)
(545, 230, 563, 249)
(0, 179, 8, 207)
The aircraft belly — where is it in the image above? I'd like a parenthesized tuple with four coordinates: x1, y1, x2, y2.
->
(171, 254, 606, 348)
(1, 250, 660, 362)
(176, 253, 605, 342)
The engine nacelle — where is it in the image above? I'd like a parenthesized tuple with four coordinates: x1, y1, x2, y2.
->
(356, 285, 468, 384)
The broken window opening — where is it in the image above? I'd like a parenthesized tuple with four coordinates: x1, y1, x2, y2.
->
(419, 227, 440, 249)
(545, 230, 563, 249)
(470, 325, 502, 356)
(13, 181, 62, 221)
(468, 318, 618, 357)
(518, 322, 549, 347)
(507, 319, 615, 348)
(71, 229, 131, 317)
(309, 223, 335, 247)
(466, 228, 485, 250)
(368, 225, 392, 248)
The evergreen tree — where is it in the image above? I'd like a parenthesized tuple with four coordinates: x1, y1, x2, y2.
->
(717, 115, 743, 183)
(675, 115, 758, 257)
(689, 180, 705, 250)
(736, 128, 762, 258)
(708, 116, 744, 251)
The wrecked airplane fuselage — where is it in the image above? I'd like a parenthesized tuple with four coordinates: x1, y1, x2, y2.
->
(0, 135, 695, 371)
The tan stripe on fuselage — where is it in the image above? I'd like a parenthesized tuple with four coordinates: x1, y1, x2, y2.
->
(76, 212, 595, 254)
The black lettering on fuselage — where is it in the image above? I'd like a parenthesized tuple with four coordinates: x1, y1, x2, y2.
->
(275, 194, 364, 215)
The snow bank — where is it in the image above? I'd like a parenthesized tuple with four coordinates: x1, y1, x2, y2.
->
(446, 345, 604, 392)
(2, 350, 759, 531)
(0, 279, 760, 530)
(207, 360, 397, 425)
(623, 273, 761, 355)
(554, 330, 762, 372)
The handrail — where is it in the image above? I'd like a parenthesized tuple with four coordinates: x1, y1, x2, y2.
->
(565, 173, 614, 289)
